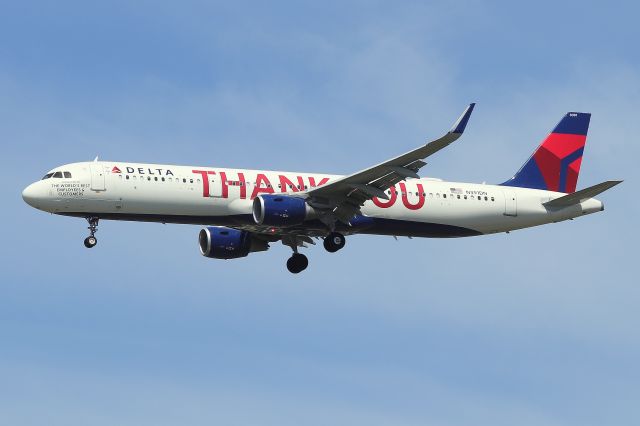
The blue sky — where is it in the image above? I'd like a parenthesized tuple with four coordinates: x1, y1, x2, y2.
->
(1, 1, 639, 425)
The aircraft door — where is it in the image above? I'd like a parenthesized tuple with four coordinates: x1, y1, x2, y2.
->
(209, 175, 223, 198)
(89, 163, 106, 191)
(503, 190, 517, 216)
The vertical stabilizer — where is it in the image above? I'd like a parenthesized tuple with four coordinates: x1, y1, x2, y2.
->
(501, 112, 590, 193)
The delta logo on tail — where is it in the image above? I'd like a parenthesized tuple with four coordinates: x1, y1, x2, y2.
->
(501, 112, 589, 193)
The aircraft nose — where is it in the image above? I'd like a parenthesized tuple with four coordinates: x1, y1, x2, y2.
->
(22, 183, 40, 207)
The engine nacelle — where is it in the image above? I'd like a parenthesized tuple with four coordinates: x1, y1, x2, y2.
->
(252, 194, 314, 227)
(198, 227, 269, 259)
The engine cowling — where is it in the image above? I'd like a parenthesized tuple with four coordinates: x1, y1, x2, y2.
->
(252, 194, 314, 226)
(198, 227, 269, 259)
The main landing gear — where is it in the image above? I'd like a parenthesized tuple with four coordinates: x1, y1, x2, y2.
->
(323, 232, 346, 253)
(286, 253, 309, 274)
(84, 217, 99, 248)
(284, 232, 346, 274)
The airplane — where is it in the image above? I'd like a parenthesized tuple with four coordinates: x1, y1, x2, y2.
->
(22, 104, 622, 273)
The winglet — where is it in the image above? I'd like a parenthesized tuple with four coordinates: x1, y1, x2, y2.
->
(450, 103, 476, 134)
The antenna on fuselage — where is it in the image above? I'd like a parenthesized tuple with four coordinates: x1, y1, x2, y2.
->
(93, 156, 99, 162)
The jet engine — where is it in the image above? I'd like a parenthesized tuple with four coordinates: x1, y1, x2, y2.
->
(252, 194, 315, 226)
(198, 227, 269, 259)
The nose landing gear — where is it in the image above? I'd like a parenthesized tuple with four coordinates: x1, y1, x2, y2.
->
(84, 217, 99, 248)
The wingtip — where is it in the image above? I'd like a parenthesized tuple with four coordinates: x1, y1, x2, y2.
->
(450, 103, 476, 134)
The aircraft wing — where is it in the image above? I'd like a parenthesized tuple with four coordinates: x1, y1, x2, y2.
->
(305, 103, 475, 223)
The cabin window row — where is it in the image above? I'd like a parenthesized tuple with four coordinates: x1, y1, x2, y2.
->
(445, 193, 496, 202)
(118, 175, 497, 202)
(120, 175, 310, 190)
(386, 189, 495, 202)
(204, 181, 309, 190)
(122, 175, 197, 184)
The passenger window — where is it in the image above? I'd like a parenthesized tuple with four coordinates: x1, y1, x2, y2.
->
(190, 179, 193, 184)
(457, 195, 460, 199)
(64, 171, 72, 178)
(436, 193, 440, 198)
(162, 177, 166, 182)
(491, 197, 495, 201)
(484, 196, 488, 201)
(147, 177, 151, 181)
(183, 179, 187, 183)
(443, 194, 446, 198)
(464, 195, 467, 199)
(154, 177, 158, 181)
(53, 172, 63, 178)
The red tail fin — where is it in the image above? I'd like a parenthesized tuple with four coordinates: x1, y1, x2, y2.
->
(501, 112, 590, 193)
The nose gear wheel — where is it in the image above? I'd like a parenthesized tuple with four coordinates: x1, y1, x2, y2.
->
(84, 217, 99, 248)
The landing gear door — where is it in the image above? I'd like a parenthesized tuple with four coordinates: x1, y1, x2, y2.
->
(90, 164, 106, 191)
(503, 190, 517, 216)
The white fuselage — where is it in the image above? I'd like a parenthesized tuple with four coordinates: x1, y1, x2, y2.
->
(22, 161, 604, 237)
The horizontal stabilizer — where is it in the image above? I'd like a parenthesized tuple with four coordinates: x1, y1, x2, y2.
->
(544, 180, 622, 207)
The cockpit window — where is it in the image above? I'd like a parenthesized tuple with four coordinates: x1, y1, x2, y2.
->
(64, 171, 72, 178)
(42, 173, 54, 180)
(53, 172, 63, 178)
